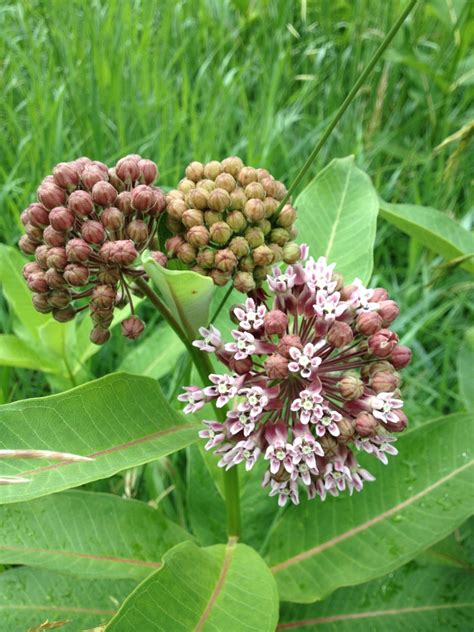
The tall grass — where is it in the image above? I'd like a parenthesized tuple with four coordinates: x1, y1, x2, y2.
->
(0, 0, 472, 413)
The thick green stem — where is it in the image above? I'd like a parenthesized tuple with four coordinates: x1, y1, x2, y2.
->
(133, 276, 242, 538)
(276, 0, 419, 212)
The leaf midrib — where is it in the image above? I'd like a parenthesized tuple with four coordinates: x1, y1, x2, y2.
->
(323, 162, 352, 260)
(271, 459, 473, 573)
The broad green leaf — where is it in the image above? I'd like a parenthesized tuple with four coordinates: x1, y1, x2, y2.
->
(106, 540, 279, 631)
(294, 156, 378, 284)
(266, 413, 473, 603)
(0, 566, 134, 632)
(0, 490, 191, 579)
(0, 373, 200, 504)
(457, 327, 474, 412)
(379, 200, 474, 274)
(0, 334, 56, 372)
(143, 250, 215, 337)
(279, 560, 474, 630)
(118, 322, 185, 379)
(419, 517, 473, 570)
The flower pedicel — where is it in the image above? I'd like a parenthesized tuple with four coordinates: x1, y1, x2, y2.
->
(180, 246, 412, 506)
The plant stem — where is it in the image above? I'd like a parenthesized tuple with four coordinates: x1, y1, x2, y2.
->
(133, 276, 242, 538)
(276, 0, 419, 212)
(209, 284, 234, 325)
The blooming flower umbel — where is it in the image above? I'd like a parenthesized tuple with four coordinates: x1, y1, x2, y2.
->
(180, 247, 412, 506)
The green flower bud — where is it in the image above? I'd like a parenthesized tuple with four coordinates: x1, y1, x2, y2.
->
(269, 243, 283, 263)
(283, 242, 301, 264)
(165, 235, 185, 257)
(101, 207, 124, 230)
(289, 225, 298, 239)
(257, 219, 271, 236)
(252, 244, 274, 266)
(227, 210, 247, 233)
(182, 209, 205, 228)
(52, 306, 76, 322)
(257, 168, 271, 181)
(45, 268, 66, 289)
(166, 216, 185, 234)
(273, 181, 287, 201)
(97, 267, 120, 285)
(238, 167, 258, 187)
(233, 271, 256, 293)
(90, 326, 111, 345)
(196, 247, 215, 269)
(208, 188, 231, 212)
(239, 255, 255, 272)
(196, 179, 216, 193)
(32, 292, 52, 313)
(222, 156, 244, 178)
(186, 225, 210, 248)
(209, 268, 230, 287)
(215, 173, 236, 193)
(178, 178, 196, 194)
(263, 196, 279, 218)
(253, 265, 270, 282)
(215, 248, 237, 273)
(210, 221, 232, 245)
(243, 198, 265, 222)
(270, 228, 290, 246)
(204, 160, 223, 180)
(177, 242, 197, 264)
(244, 226, 264, 248)
(126, 219, 149, 243)
(185, 161, 204, 182)
(261, 177, 278, 198)
(244, 182, 265, 201)
(48, 288, 71, 309)
(277, 204, 297, 228)
(229, 236, 250, 258)
(191, 265, 207, 275)
(229, 188, 247, 210)
(187, 187, 209, 210)
(167, 197, 187, 221)
(204, 210, 223, 226)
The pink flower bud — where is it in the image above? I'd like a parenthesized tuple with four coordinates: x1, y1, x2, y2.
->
(165, 235, 185, 257)
(46, 247, 68, 270)
(265, 353, 289, 379)
(209, 268, 230, 287)
(138, 159, 158, 185)
(32, 293, 52, 313)
(264, 310, 288, 336)
(27, 203, 50, 228)
(92, 181, 117, 207)
(126, 219, 149, 243)
(63, 264, 89, 286)
(52, 306, 76, 322)
(23, 262, 42, 279)
(390, 345, 412, 369)
(355, 412, 378, 437)
(378, 300, 399, 324)
(357, 311, 382, 336)
(327, 321, 353, 348)
(24, 223, 43, 242)
(91, 160, 109, 175)
(215, 248, 237, 273)
(27, 272, 49, 293)
(92, 285, 116, 309)
(121, 316, 145, 340)
(45, 268, 66, 289)
(81, 220, 106, 245)
(68, 190, 94, 217)
(338, 417, 355, 443)
(116, 157, 140, 185)
(116, 191, 133, 216)
(43, 226, 66, 247)
(233, 271, 255, 293)
(149, 188, 166, 216)
(19, 235, 38, 255)
(277, 334, 303, 358)
(131, 184, 155, 212)
(101, 207, 124, 230)
(20, 210, 30, 226)
(66, 239, 91, 263)
(81, 165, 107, 190)
(150, 251, 168, 267)
(370, 370, 401, 393)
(52, 162, 80, 191)
(177, 242, 197, 265)
(90, 326, 111, 345)
(228, 356, 253, 375)
(97, 267, 120, 285)
(383, 409, 408, 433)
(372, 288, 389, 302)
(37, 182, 66, 210)
(106, 240, 138, 266)
(108, 167, 124, 192)
(368, 329, 398, 357)
(187, 225, 210, 248)
(338, 374, 364, 400)
(49, 206, 75, 232)
(48, 289, 71, 309)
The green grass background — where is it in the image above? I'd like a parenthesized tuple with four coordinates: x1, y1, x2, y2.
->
(0, 0, 472, 419)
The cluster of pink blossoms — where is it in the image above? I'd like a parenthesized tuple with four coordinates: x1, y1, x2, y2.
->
(180, 246, 412, 506)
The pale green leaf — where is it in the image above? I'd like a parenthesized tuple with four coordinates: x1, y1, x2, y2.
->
(294, 156, 378, 284)
(106, 540, 279, 631)
(0, 566, 134, 632)
(0, 334, 56, 372)
(279, 560, 474, 630)
(118, 323, 185, 379)
(379, 200, 474, 274)
(0, 373, 200, 504)
(266, 413, 473, 603)
(457, 327, 474, 412)
(0, 490, 191, 579)
(143, 250, 215, 337)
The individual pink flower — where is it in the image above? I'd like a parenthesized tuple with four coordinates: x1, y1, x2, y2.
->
(313, 403, 343, 437)
(233, 298, 267, 331)
(193, 325, 222, 352)
(370, 391, 404, 424)
(288, 342, 324, 378)
(199, 420, 226, 450)
(203, 374, 241, 408)
(290, 386, 324, 424)
(313, 291, 347, 322)
(177, 386, 206, 414)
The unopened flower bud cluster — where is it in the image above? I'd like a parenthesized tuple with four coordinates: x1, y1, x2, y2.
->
(180, 246, 412, 506)
(19, 155, 167, 343)
(164, 157, 299, 293)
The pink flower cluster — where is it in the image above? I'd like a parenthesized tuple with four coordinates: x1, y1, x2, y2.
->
(180, 247, 412, 506)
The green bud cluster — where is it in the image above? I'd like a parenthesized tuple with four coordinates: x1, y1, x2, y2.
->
(164, 157, 298, 293)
